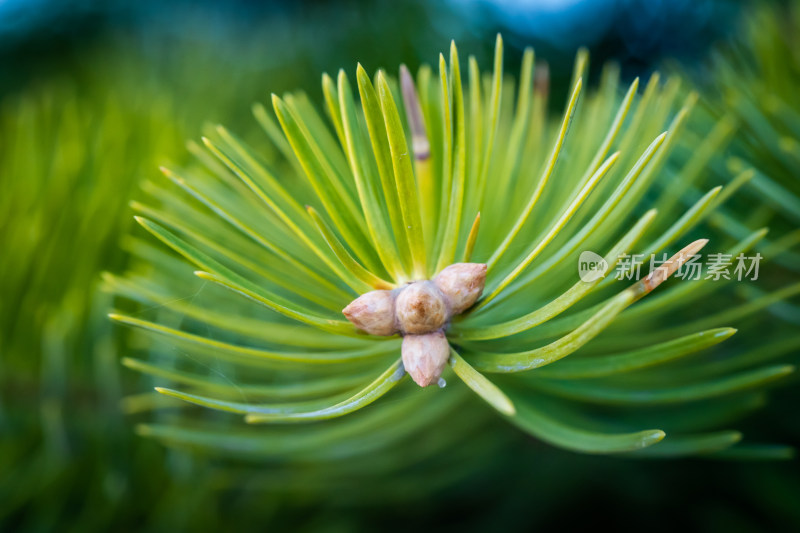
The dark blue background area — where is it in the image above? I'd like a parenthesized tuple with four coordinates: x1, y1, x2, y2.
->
(0, 0, 739, 98)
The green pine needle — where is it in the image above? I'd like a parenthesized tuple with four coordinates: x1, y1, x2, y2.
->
(111, 35, 798, 460)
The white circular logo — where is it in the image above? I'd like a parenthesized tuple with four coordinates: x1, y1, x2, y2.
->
(578, 251, 608, 282)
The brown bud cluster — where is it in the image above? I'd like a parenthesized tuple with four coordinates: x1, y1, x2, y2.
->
(342, 263, 487, 387)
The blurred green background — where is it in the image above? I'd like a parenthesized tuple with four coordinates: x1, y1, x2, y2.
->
(1, 0, 798, 531)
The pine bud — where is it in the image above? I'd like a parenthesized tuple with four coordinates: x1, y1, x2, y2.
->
(401, 330, 450, 387)
(394, 281, 448, 334)
(342, 290, 397, 336)
(434, 263, 487, 314)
